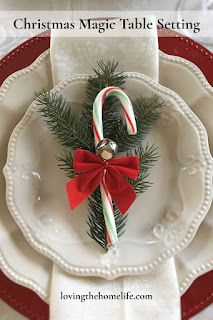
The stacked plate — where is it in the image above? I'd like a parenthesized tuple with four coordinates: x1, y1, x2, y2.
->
(0, 31, 213, 319)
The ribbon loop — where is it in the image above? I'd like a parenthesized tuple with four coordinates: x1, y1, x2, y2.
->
(66, 149, 139, 214)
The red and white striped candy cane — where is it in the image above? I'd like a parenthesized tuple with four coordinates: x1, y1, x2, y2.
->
(93, 86, 137, 247)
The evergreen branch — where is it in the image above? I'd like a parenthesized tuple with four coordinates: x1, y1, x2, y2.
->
(81, 60, 126, 134)
(56, 151, 75, 179)
(110, 95, 163, 152)
(35, 91, 93, 150)
(86, 60, 126, 102)
(138, 143, 159, 172)
(128, 144, 159, 194)
(87, 189, 107, 248)
(87, 188, 128, 249)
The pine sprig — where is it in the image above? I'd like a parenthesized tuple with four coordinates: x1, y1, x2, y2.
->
(128, 144, 159, 194)
(110, 96, 163, 152)
(86, 60, 126, 102)
(87, 188, 128, 249)
(36, 61, 162, 251)
(81, 60, 126, 134)
(56, 151, 75, 179)
(87, 189, 107, 249)
(35, 91, 93, 151)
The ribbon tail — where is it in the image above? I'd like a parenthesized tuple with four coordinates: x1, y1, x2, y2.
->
(66, 176, 93, 210)
(106, 175, 136, 215)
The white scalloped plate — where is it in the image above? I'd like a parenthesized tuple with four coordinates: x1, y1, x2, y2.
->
(1, 50, 213, 295)
(0, 50, 52, 301)
(4, 71, 213, 279)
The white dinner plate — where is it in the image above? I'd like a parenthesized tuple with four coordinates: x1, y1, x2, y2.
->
(4, 71, 213, 279)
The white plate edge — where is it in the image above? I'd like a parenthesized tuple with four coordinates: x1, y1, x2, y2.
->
(0, 251, 48, 302)
(159, 50, 213, 95)
(0, 49, 50, 101)
(0, 49, 50, 302)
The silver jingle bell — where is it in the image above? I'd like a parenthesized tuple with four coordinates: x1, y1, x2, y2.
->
(96, 138, 118, 160)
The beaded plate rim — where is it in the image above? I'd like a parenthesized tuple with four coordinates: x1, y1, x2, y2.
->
(160, 50, 213, 294)
(4, 70, 213, 280)
(0, 49, 50, 302)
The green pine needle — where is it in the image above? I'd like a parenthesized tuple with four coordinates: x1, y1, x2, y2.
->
(35, 91, 93, 151)
(56, 151, 75, 179)
(86, 60, 126, 102)
(110, 95, 163, 152)
(87, 188, 128, 249)
(128, 144, 159, 195)
(81, 60, 126, 134)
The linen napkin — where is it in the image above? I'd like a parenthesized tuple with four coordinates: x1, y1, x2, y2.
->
(49, 16, 181, 320)
(50, 259, 180, 320)
(50, 18, 159, 84)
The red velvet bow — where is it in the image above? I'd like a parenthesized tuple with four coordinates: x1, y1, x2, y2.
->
(66, 149, 139, 214)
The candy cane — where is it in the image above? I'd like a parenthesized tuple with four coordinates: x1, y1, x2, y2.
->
(93, 86, 137, 247)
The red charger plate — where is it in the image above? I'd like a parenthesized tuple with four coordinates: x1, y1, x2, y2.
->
(0, 30, 212, 320)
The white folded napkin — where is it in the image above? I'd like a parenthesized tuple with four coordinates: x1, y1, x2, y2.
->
(50, 259, 180, 320)
(49, 16, 180, 320)
(50, 18, 159, 84)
